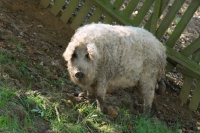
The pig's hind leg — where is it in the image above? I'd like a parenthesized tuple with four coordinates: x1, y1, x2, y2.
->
(139, 78, 156, 115)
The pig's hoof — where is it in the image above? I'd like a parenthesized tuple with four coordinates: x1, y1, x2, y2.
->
(97, 104, 107, 113)
(105, 105, 120, 118)
(150, 103, 157, 116)
(143, 104, 157, 117)
(88, 98, 96, 105)
(143, 106, 151, 115)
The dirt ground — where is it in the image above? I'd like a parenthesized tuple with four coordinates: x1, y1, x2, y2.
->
(0, 0, 200, 132)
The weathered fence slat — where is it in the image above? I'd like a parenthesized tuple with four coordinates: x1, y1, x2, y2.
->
(165, 61, 176, 73)
(181, 37, 200, 56)
(103, 15, 113, 24)
(166, 0, 200, 48)
(132, 0, 154, 26)
(123, 0, 140, 17)
(150, 0, 161, 35)
(40, 0, 50, 8)
(113, 0, 124, 10)
(156, 0, 185, 40)
(144, 0, 169, 31)
(92, 0, 134, 25)
(70, 0, 92, 30)
(177, 64, 200, 80)
(50, 0, 66, 16)
(189, 80, 200, 111)
(60, 1, 80, 23)
(166, 46, 200, 76)
(179, 76, 194, 104)
(192, 49, 200, 63)
(87, 8, 103, 24)
(159, 0, 171, 13)
(177, 49, 200, 80)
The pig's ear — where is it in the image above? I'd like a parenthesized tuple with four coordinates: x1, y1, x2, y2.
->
(63, 42, 76, 61)
(87, 43, 100, 60)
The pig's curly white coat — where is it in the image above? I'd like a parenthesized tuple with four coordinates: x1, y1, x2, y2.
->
(63, 23, 166, 113)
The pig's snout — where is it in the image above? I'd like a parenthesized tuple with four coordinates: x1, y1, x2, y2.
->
(75, 71, 85, 79)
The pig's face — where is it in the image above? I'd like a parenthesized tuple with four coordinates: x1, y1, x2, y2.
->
(63, 42, 100, 87)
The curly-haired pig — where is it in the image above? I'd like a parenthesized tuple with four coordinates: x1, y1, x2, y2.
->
(63, 23, 166, 114)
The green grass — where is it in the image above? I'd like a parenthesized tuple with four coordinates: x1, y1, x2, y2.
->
(133, 116, 179, 133)
(0, 86, 36, 132)
(0, 85, 180, 133)
(0, 113, 34, 133)
(0, 49, 12, 64)
(0, 50, 31, 85)
(8, 36, 24, 51)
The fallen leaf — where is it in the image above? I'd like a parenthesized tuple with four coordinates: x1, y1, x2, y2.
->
(67, 100, 72, 104)
(106, 105, 120, 118)
(128, 122, 133, 130)
(28, 24, 34, 28)
(0, 41, 5, 47)
(196, 122, 200, 127)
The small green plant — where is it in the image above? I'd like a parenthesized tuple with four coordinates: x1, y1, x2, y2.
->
(18, 61, 31, 84)
(0, 112, 35, 133)
(167, 28, 173, 35)
(50, 77, 65, 89)
(174, 17, 181, 25)
(28, 93, 57, 120)
(0, 87, 15, 107)
(0, 50, 12, 64)
(31, 105, 45, 117)
(8, 36, 24, 51)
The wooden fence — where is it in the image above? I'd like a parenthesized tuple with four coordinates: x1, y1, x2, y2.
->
(40, 0, 200, 111)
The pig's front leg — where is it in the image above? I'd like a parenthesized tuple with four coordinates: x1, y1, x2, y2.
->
(96, 83, 107, 113)
(86, 85, 97, 104)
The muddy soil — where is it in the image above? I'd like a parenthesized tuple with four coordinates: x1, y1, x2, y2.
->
(0, 0, 199, 132)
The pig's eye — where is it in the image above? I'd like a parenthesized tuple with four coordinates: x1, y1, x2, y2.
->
(85, 53, 90, 60)
(72, 53, 77, 59)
